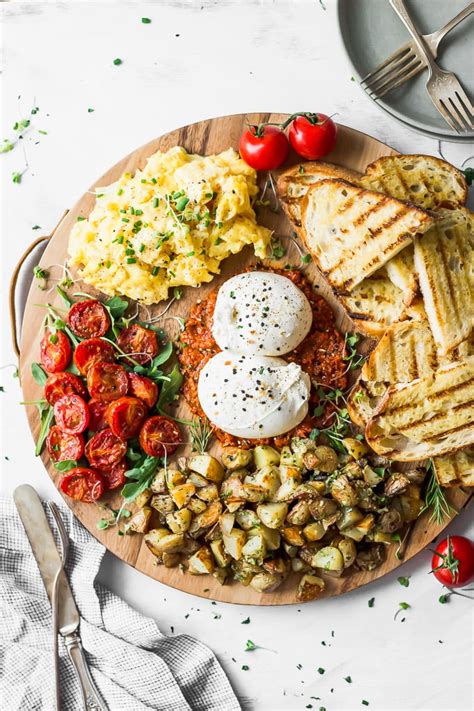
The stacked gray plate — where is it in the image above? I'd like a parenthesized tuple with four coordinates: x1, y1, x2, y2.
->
(337, 0, 474, 143)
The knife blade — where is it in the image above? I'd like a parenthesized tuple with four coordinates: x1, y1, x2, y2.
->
(14, 484, 79, 635)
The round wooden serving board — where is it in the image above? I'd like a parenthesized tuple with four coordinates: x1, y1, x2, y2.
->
(20, 114, 471, 605)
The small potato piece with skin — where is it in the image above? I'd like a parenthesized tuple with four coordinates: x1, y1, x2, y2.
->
(187, 497, 207, 514)
(311, 546, 344, 572)
(187, 454, 224, 483)
(135, 489, 152, 509)
(342, 437, 369, 460)
(171, 483, 196, 509)
(196, 483, 219, 502)
(166, 508, 192, 533)
(279, 465, 303, 484)
(143, 528, 171, 556)
(297, 574, 325, 602)
(337, 537, 357, 568)
(331, 475, 358, 507)
(308, 497, 338, 521)
(210, 538, 232, 567)
(273, 479, 300, 502)
(287, 500, 311, 526)
(162, 552, 181, 568)
(150, 495, 175, 516)
(188, 472, 208, 488)
(253, 445, 281, 469)
(223, 528, 247, 560)
(258, 525, 281, 551)
(150, 469, 167, 494)
(280, 446, 302, 468)
(155, 533, 185, 554)
(399, 485, 423, 522)
(166, 469, 186, 490)
(313, 446, 338, 473)
(219, 511, 235, 535)
(242, 532, 267, 564)
(257, 502, 288, 529)
(337, 507, 364, 530)
(221, 447, 253, 470)
(303, 521, 326, 542)
(250, 572, 283, 593)
(281, 526, 305, 547)
(241, 483, 268, 503)
(235, 509, 260, 530)
(189, 501, 223, 534)
(188, 545, 215, 575)
(343, 514, 375, 542)
(253, 466, 281, 497)
(263, 557, 289, 578)
(125, 507, 152, 534)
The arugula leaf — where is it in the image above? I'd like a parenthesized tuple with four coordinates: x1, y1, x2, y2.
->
(121, 456, 161, 500)
(157, 363, 183, 411)
(54, 459, 78, 472)
(104, 296, 129, 319)
(35, 404, 54, 456)
(133, 342, 173, 378)
(31, 362, 48, 386)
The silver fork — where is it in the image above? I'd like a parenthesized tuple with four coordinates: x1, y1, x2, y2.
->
(390, 0, 474, 133)
(361, 3, 474, 98)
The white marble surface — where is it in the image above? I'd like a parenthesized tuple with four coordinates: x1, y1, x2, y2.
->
(1, 2, 473, 710)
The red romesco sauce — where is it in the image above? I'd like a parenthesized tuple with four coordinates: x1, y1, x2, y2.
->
(178, 268, 347, 448)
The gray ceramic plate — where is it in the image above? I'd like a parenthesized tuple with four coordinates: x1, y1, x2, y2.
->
(337, 0, 474, 142)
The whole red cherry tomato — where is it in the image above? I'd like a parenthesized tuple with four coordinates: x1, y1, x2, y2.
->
(239, 125, 289, 170)
(67, 299, 110, 339)
(431, 536, 474, 588)
(46, 425, 84, 462)
(60, 467, 105, 502)
(127, 372, 159, 409)
(45, 372, 87, 406)
(74, 337, 115, 375)
(288, 113, 337, 160)
(139, 415, 181, 458)
(85, 428, 127, 468)
(53, 394, 90, 434)
(40, 330, 72, 373)
(86, 362, 128, 402)
(106, 396, 148, 440)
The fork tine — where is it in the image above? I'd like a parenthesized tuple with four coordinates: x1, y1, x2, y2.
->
(437, 98, 465, 133)
(376, 60, 425, 97)
(451, 91, 474, 130)
(366, 57, 423, 97)
(360, 45, 412, 84)
(362, 49, 415, 91)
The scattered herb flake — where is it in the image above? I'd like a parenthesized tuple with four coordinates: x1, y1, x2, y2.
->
(113, 58, 123, 65)
(368, 597, 375, 607)
(245, 640, 257, 652)
(141, 17, 152, 23)
(344, 676, 352, 683)
(317, 667, 325, 675)
(241, 617, 250, 624)
(241, 665, 249, 671)
(397, 576, 410, 587)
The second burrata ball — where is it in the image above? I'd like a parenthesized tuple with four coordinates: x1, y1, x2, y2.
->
(211, 271, 313, 356)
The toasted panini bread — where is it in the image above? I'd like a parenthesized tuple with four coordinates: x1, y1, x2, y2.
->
(347, 319, 470, 427)
(414, 209, 474, 355)
(338, 270, 407, 338)
(361, 154, 468, 209)
(385, 245, 417, 304)
(365, 357, 474, 461)
(300, 179, 434, 292)
(433, 448, 474, 488)
(277, 162, 362, 227)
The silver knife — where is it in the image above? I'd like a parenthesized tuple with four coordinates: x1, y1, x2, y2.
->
(14, 485, 107, 711)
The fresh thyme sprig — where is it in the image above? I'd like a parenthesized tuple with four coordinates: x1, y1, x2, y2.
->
(420, 462, 453, 525)
(190, 418, 213, 454)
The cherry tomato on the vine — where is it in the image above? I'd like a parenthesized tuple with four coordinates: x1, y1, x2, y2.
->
(431, 536, 474, 588)
(288, 113, 337, 160)
(239, 125, 289, 171)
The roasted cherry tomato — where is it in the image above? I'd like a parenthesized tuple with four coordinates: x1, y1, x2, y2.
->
(88, 398, 109, 432)
(288, 113, 337, 160)
(85, 428, 127, 468)
(40, 330, 72, 373)
(239, 125, 289, 170)
(127, 372, 159, 409)
(44, 372, 87, 406)
(431, 535, 474, 588)
(53, 394, 90, 434)
(46, 425, 84, 462)
(97, 458, 128, 490)
(67, 299, 110, 339)
(60, 467, 105, 502)
(106, 396, 148, 440)
(86, 362, 128, 402)
(74, 337, 116, 375)
(117, 324, 159, 365)
(139, 415, 181, 457)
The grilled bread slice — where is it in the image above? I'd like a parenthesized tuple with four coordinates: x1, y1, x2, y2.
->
(347, 319, 472, 427)
(365, 357, 474, 461)
(300, 179, 434, 292)
(277, 161, 362, 228)
(385, 245, 418, 304)
(414, 209, 474, 355)
(433, 448, 474, 488)
(361, 154, 468, 210)
(338, 269, 407, 338)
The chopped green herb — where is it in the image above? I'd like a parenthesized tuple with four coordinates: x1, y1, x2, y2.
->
(298, 165, 305, 174)
(241, 617, 250, 624)
(12, 172, 23, 184)
(141, 17, 152, 24)
(301, 254, 311, 264)
(0, 139, 14, 154)
(88, 108, 95, 113)
(245, 640, 257, 652)
(368, 597, 375, 607)
(241, 665, 249, 671)
(76, 216, 86, 222)
(439, 594, 450, 604)
(270, 237, 286, 259)
(151, 267, 159, 277)
(362, 702, 369, 707)
(344, 676, 352, 683)
(113, 58, 123, 65)
(397, 576, 410, 587)
(127, 257, 137, 264)
(317, 667, 325, 675)
(173, 287, 183, 300)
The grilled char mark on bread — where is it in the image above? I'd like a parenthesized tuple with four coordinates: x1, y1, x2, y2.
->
(338, 271, 406, 338)
(385, 246, 417, 304)
(414, 209, 474, 355)
(361, 154, 468, 210)
(365, 357, 474, 461)
(300, 179, 434, 292)
(433, 448, 474, 487)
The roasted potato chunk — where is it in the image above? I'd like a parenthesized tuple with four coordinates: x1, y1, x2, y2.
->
(330, 475, 358, 507)
(171, 483, 196, 509)
(135, 489, 152, 509)
(166, 508, 192, 534)
(257, 502, 288, 529)
(287, 500, 311, 526)
(281, 526, 305, 547)
(150, 469, 167, 494)
(297, 574, 325, 602)
(223, 529, 247, 560)
(210, 538, 231, 568)
(311, 546, 344, 572)
(242, 532, 267, 564)
(189, 501, 223, 535)
(253, 445, 280, 469)
(188, 546, 215, 575)
(249, 572, 283, 593)
(187, 454, 224, 483)
(342, 437, 369, 460)
(150, 495, 175, 516)
(143, 528, 170, 556)
(303, 521, 326, 542)
(221, 447, 253, 470)
(125, 507, 152, 534)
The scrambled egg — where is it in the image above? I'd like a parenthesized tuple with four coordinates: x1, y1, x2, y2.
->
(68, 147, 272, 304)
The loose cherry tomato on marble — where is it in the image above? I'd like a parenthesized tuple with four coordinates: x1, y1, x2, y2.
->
(44, 372, 87, 406)
(106, 396, 148, 440)
(239, 125, 289, 170)
(431, 536, 474, 588)
(67, 299, 110, 339)
(85, 428, 127, 468)
(288, 113, 337, 160)
(60, 467, 105, 502)
(74, 337, 115, 375)
(139, 415, 181, 458)
(46, 425, 84, 462)
(40, 330, 72, 373)
(53, 394, 90, 435)
(86, 362, 128, 402)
